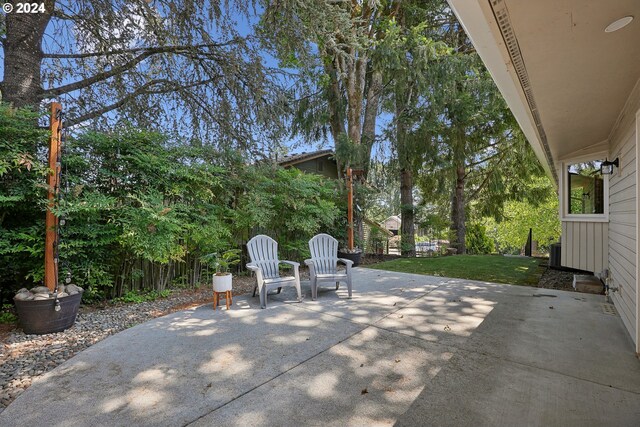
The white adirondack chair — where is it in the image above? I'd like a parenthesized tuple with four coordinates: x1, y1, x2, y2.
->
(246, 235, 302, 309)
(305, 233, 353, 300)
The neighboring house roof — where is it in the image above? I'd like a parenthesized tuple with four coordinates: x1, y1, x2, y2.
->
(277, 149, 335, 167)
(364, 217, 394, 237)
(384, 215, 402, 224)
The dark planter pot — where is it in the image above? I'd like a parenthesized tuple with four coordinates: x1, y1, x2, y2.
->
(338, 250, 362, 266)
(14, 292, 83, 335)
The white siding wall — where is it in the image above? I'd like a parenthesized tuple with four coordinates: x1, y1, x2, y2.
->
(561, 222, 608, 273)
(607, 84, 640, 349)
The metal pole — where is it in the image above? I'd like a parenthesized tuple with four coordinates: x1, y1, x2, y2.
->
(45, 102, 62, 292)
(347, 167, 354, 250)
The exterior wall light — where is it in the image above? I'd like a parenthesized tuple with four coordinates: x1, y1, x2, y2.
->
(600, 158, 619, 175)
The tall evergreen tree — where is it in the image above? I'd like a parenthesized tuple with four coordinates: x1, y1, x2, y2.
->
(1, 0, 286, 147)
(417, 22, 545, 253)
(377, 2, 447, 256)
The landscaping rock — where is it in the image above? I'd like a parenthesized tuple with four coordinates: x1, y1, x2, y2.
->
(29, 287, 50, 294)
(65, 285, 83, 295)
(14, 292, 34, 301)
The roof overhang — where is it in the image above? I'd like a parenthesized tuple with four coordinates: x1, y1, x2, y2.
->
(448, 0, 640, 184)
(278, 149, 335, 167)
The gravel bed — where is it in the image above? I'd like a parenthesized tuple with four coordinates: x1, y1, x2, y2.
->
(0, 277, 259, 414)
(536, 266, 577, 292)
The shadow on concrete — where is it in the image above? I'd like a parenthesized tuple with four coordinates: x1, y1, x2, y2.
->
(1, 269, 639, 426)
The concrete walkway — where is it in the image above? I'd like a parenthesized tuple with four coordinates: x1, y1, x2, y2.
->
(1, 268, 639, 426)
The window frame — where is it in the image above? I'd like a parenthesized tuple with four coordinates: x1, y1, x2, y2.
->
(560, 158, 609, 222)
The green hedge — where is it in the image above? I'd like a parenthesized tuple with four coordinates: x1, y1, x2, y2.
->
(0, 105, 341, 303)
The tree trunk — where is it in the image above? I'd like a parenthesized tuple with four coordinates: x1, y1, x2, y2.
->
(362, 68, 382, 178)
(1, 1, 53, 108)
(396, 85, 415, 257)
(450, 159, 466, 255)
(345, 54, 367, 146)
(400, 167, 415, 257)
(325, 61, 346, 145)
(449, 113, 466, 254)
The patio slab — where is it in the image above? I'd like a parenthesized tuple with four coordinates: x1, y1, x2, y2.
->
(376, 278, 640, 393)
(272, 268, 444, 324)
(0, 298, 365, 427)
(190, 327, 456, 427)
(395, 348, 640, 427)
(1, 267, 639, 426)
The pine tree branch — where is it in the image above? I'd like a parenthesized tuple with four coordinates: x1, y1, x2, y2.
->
(468, 149, 509, 200)
(45, 51, 159, 97)
(465, 142, 514, 169)
(473, 132, 512, 153)
(42, 41, 240, 59)
(43, 42, 238, 97)
(66, 77, 220, 126)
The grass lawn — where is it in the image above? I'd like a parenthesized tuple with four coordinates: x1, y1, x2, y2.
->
(368, 255, 544, 286)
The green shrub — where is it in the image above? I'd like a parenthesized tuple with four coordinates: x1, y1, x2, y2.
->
(0, 304, 18, 324)
(112, 289, 171, 304)
(466, 223, 494, 255)
(0, 105, 341, 302)
(0, 104, 49, 303)
(0, 312, 17, 324)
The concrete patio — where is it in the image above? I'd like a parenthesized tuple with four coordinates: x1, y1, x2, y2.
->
(1, 268, 639, 426)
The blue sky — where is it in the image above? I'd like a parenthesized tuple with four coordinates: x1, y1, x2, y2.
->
(0, 1, 392, 158)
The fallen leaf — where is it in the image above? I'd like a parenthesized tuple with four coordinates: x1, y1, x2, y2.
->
(361, 388, 368, 395)
(360, 363, 364, 368)
(398, 315, 404, 319)
(549, 306, 554, 309)
(395, 359, 401, 363)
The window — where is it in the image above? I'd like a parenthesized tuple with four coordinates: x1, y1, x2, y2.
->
(317, 159, 324, 172)
(567, 161, 604, 215)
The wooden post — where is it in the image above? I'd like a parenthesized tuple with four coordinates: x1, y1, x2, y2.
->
(45, 102, 62, 292)
(347, 167, 354, 250)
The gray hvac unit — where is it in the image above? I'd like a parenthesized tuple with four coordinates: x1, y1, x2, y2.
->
(549, 243, 562, 269)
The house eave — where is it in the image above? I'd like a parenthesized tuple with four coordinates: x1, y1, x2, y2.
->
(447, 0, 556, 184)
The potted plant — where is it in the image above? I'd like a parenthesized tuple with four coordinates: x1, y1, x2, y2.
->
(202, 249, 241, 292)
